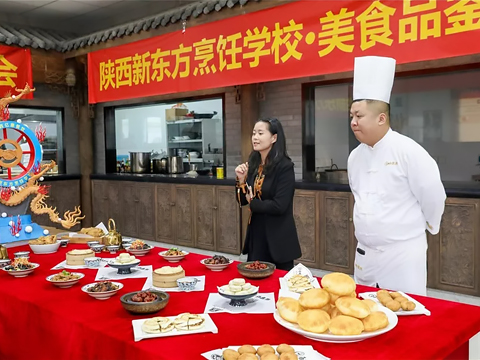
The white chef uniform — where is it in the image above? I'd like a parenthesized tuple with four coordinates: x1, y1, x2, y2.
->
(348, 56, 446, 296)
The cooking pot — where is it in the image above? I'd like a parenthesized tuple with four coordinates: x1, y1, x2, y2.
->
(130, 152, 151, 173)
(168, 156, 184, 174)
(153, 157, 168, 174)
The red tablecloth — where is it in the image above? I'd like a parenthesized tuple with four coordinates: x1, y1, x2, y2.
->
(1, 244, 480, 360)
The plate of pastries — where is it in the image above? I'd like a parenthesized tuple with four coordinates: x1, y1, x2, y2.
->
(359, 290, 431, 316)
(274, 272, 398, 343)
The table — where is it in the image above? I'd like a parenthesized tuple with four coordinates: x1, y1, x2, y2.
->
(1, 243, 480, 360)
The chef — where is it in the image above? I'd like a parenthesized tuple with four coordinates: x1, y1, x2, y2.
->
(348, 56, 446, 296)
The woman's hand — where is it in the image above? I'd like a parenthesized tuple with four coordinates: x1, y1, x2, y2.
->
(246, 185, 254, 203)
(235, 162, 249, 183)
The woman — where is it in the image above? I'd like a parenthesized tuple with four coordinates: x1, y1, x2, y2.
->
(235, 117, 301, 271)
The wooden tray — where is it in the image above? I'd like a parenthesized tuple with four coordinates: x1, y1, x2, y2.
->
(63, 236, 105, 244)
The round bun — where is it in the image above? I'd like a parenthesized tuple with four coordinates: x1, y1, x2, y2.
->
(362, 299, 378, 312)
(276, 297, 303, 323)
(238, 354, 257, 360)
(257, 345, 275, 357)
(298, 288, 330, 309)
(276, 344, 295, 354)
(329, 315, 364, 335)
(330, 306, 341, 319)
(280, 353, 298, 360)
(223, 349, 240, 360)
(238, 345, 256, 355)
(362, 311, 389, 332)
(262, 354, 279, 360)
(321, 273, 356, 296)
(297, 309, 330, 334)
(335, 297, 371, 319)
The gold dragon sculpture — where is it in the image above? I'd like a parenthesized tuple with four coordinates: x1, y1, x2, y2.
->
(0, 161, 85, 229)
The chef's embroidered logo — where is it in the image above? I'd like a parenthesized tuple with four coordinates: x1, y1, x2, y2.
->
(385, 161, 398, 166)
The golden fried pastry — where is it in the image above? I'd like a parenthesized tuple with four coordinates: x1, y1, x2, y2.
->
(401, 301, 416, 311)
(223, 349, 240, 360)
(298, 288, 330, 309)
(276, 297, 303, 323)
(395, 296, 409, 304)
(335, 297, 371, 319)
(280, 353, 298, 360)
(297, 309, 330, 333)
(238, 345, 256, 355)
(362, 311, 389, 332)
(330, 306, 341, 319)
(362, 299, 378, 312)
(377, 289, 389, 297)
(80, 227, 105, 237)
(321, 272, 356, 296)
(276, 344, 295, 354)
(385, 299, 401, 311)
(262, 354, 279, 360)
(239, 354, 257, 360)
(321, 303, 332, 313)
(389, 291, 402, 299)
(29, 235, 57, 245)
(257, 345, 275, 357)
(329, 315, 364, 335)
(329, 292, 341, 305)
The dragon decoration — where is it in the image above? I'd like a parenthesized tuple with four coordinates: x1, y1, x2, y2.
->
(0, 83, 85, 229)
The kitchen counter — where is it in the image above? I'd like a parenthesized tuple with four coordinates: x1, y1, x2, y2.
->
(91, 173, 480, 198)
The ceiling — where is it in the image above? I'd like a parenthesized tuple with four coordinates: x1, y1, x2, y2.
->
(0, 0, 198, 36)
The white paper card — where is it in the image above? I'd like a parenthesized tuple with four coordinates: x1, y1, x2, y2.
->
(142, 275, 205, 292)
(51, 258, 109, 270)
(201, 345, 330, 360)
(95, 222, 108, 235)
(132, 313, 218, 342)
(359, 291, 431, 316)
(279, 263, 320, 297)
(204, 292, 276, 314)
(95, 265, 153, 281)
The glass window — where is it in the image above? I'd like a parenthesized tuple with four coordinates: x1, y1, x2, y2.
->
(5, 107, 63, 175)
(114, 98, 224, 172)
(311, 69, 480, 182)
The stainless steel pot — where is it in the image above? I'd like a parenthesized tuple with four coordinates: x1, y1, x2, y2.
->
(168, 156, 184, 174)
(153, 157, 168, 174)
(130, 152, 151, 173)
(189, 164, 199, 172)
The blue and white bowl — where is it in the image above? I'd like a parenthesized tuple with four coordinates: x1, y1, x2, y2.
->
(91, 244, 105, 253)
(87, 241, 100, 248)
(176, 277, 199, 291)
(107, 245, 120, 254)
(84, 257, 101, 268)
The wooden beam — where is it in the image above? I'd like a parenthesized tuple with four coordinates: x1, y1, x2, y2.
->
(31, 49, 66, 84)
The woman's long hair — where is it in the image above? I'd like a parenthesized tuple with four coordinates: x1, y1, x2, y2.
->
(247, 117, 291, 177)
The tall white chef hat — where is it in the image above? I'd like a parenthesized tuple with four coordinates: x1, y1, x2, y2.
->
(353, 56, 396, 104)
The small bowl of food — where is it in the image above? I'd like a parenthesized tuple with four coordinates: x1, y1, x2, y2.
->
(87, 241, 100, 248)
(159, 248, 188, 263)
(127, 240, 152, 256)
(108, 253, 140, 274)
(107, 245, 120, 254)
(176, 277, 199, 291)
(218, 278, 259, 307)
(46, 271, 85, 288)
(91, 244, 105, 253)
(81, 281, 123, 300)
(120, 290, 169, 314)
(237, 261, 276, 279)
(0, 259, 11, 268)
(14, 251, 30, 259)
(84, 257, 101, 268)
(59, 239, 69, 247)
(201, 255, 233, 272)
(2, 258, 39, 278)
(29, 236, 61, 254)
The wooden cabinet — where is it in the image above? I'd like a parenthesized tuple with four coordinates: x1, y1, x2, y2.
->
(194, 186, 216, 251)
(174, 185, 194, 247)
(91, 180, 155, 240)
(319, 191, 356, 275)
(29, 179, 82, 232)
(293, 190, 320, 268)
(427, 197, 480, 296)
(216, 186, 241, 255)
(156, 183, 175, 244)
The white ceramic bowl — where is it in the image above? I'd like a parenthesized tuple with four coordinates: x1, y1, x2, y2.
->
(81, 281, 124, 300)
(128, 246, 152, 257)
(29, 241, 61, 254)
(2, 263, 39, 278)
(46, 272, 85, 288)
(0, 259, 11, 268)
(200, 258, 233, 272)
(159, 250, 189, 263)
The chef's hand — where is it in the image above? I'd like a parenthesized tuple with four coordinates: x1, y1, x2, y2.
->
(235, 162, 248, 183)
(246, 185, 254, 203)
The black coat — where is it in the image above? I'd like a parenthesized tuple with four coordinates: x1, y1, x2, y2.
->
(237, 157, 302, 264)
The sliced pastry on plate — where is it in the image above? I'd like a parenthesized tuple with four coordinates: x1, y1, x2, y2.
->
(141, 317, 174, 334)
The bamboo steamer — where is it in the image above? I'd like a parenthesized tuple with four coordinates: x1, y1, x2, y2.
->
(66, 249, 95, 266)
(153, 267, 185, 288)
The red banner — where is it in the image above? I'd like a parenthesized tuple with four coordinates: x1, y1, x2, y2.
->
(0, 45, 33, 99)
(88, 0, 480, 104)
